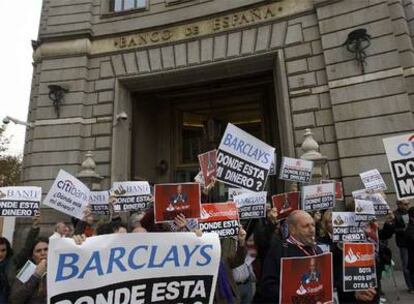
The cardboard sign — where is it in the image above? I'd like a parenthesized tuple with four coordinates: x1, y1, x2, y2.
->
(383, 133, 414, 200)
(0, 186, 41, 217)
(198, 150, 217, 187)
(16, 260, 37, 283)
(199, 202, 239, 238)
(360, 169, 387, 191)
(233, 191, 266, 220)
(154, 183, 201, 223)
(343, 243, 377, 291)
(89, 191, 110, 215)
(111, 181, 152, 213)
(280, 253, 333, 304)
(354, 199, 376, 225)
(301, 183, 335, 212)
(194, 171, 205, 186)
(332, 212, 366, 242)
(279, 157, 313, 183)
(47, 233, 221, 304)
(227, 188, 250, 200)
(43, 170, 89, 220)
(216, 123, 275, 192)
(321, 180, 344, 201)
(271, 192, 300, 220)
(352, 189, 390, 216)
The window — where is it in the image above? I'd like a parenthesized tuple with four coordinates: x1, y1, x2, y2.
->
(111, 0, 147, 12)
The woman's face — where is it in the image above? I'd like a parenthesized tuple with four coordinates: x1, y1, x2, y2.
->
(325, 214, 333, 234)
(32, 242, 48, 264)
(0, 244, 7, 262)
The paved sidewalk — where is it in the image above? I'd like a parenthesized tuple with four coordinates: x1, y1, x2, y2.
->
(381, 271, 414, 303)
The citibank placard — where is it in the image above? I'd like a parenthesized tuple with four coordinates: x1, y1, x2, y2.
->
(383, 133, 414, 200)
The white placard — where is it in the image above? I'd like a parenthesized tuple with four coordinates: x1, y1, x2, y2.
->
(352, 189, 389, 216)
(16, 260, 37, 283)
(233, 191, 267, 219)
(332, 212, 366, 242)
(359, 169, 387, 191)
(47, 233, 221, 304)
(279, 157, 313, 183)
(43, 170, 89, 220)
(354, 199, 376, 224)
(227, 187, 250, 201)
(0, 186, 41, 217)
(89, 191, 110, 215)
(216, 123, 275, 192)
(111, 181, 152, 212)
(383, 133, 414, 200)
(301, 183, 335, 211)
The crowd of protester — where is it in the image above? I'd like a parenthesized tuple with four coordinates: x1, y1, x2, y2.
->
(0, 185, 414, 304)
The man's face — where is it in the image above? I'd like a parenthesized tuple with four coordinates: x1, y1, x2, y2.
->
(57, 223, 68, 235)
(398, 200, 410, 212)
(291, 212, 316, 246)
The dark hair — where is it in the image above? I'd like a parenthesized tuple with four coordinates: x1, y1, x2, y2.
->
(112, 222, 127, 233)
(96, 222, 115, 235)
(408, 207, 414, 222)
(29, 237, 49, 261)
(0, 237, 13, 259)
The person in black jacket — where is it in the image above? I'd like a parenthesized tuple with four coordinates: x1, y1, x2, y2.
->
(404, 206, 414, 294)
(260, 210, 324, 303)
(389, 199, 413, 291)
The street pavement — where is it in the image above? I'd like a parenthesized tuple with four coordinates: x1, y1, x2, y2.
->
(382, 271, 414, 303)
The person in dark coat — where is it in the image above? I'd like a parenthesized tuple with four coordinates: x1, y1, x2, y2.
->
(404, 206, 414, 294)
(0, 237, 13, 304)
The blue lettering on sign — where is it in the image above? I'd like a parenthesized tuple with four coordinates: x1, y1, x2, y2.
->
(397, 142, 414, 157)
(54, 244, 214, 282)
(223, 133, 271, 165)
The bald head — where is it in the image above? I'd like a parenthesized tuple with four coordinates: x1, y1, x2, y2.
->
(287, 210, 316, 246)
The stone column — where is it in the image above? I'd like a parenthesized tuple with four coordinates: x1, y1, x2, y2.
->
(300, 128, 329, 184)
(77, 151, 103, 190)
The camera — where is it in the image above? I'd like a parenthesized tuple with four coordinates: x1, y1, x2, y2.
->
(116, 112, 128, 121)
(2, 117, 10, 124)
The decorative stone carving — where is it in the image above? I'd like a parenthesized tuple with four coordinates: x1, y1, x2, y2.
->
(77, 151, 103, 190)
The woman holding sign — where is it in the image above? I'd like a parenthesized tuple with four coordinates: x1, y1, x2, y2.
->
(10, 237, 48, 304)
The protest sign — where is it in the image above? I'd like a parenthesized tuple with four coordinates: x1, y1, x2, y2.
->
(43, 170, 89, 220)
(89, 191, 110, 215)
(199, 202, 239, 238)
(352, 189, 390, 216)
(343, 243, 377, 291)
(279, 157, 313, 183)
(16, 260, 36, 283)
(354, 199, 376, 225)
(194, 171, 205, 186)
(301, 183, 335, 212)
(227, 187, 250, 200)
(360, 169, 387, 191)
(383, 133, 414, 199)
(47, 232, 220, 304)
(332, 212, 366, 242)
(271, 192, 300, 220)
(0, 186, 41, 217)
(233, 191, 266, 220)
(280, 253, 333, 304)
(216, 123, 275, 192)
(111, 181, 152, 213)
(321, 179, 344, 201)
(198, 150, 217, 187)
(154, 183, 201, 223)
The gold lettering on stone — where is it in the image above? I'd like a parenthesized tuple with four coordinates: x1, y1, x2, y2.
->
(102, 1, 315, 54)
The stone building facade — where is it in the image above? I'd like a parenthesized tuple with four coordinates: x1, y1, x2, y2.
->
(15, 0, 414, 242)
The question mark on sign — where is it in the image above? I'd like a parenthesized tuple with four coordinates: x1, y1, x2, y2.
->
(256, 181, 263, 191)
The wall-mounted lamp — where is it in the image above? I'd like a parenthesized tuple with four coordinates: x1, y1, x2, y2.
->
(48, 85, 68, 118)
(2, 116, 33, 128)
(343, 28, 371, 74)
